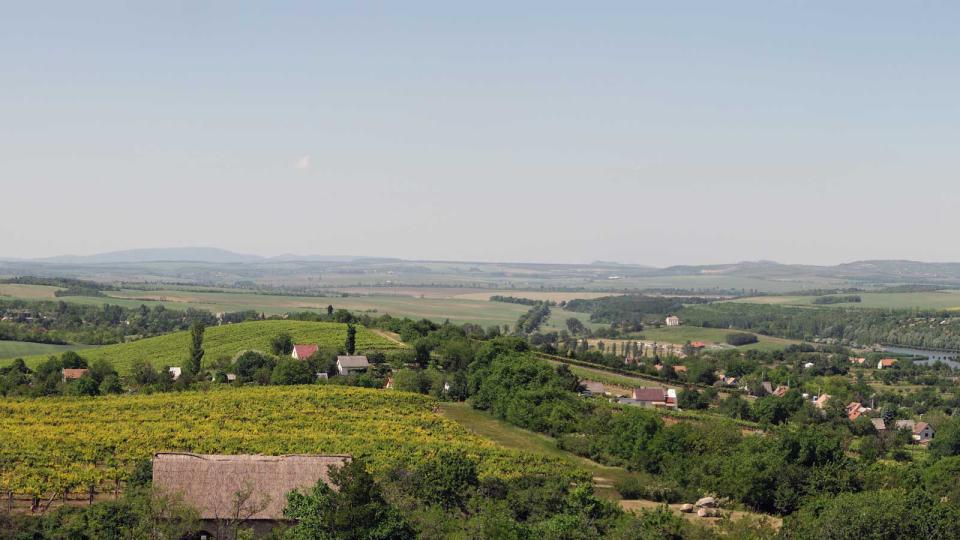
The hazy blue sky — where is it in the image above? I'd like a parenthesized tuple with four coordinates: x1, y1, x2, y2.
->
(2, 2, 958, 266)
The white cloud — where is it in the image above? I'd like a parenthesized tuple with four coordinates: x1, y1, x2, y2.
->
(294, 155, 311, 169)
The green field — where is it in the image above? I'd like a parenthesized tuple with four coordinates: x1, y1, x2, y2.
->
(0, 340, 98, 360)
(439, 402, 642, 498)
(634, 326, 799, 351)
(0, 320, 402, 373)
(730, 290, 960, 310)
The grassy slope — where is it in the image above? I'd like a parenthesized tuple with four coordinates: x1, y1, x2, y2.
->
(0, 341, 98, 360)
(634, 326, 799, 351)
(439, 402, 641, 498)
(1, 320, 401, 373)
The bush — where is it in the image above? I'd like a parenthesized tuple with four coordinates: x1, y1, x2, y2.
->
(725, 332, 759, 346)
(615, 476, 682, 503)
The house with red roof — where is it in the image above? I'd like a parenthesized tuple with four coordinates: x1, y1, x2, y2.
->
(620, 387, 678, 409)
(292, 344, 319, 360)
(61, 368, 89, 383)
(877, 358, 897, 369)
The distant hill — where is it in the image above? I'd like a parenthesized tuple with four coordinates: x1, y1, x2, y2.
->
(38, 247, 265, 264)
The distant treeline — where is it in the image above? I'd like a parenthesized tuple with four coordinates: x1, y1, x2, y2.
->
(0, 299, 259, 345)
(812, 295, 862, 304)
(680, 302, 960, 349)
(785, 288, 863, 297)
(1, 276, 118, 297)
(489, 295, 556, 306)
(565, 294, 711, 324)
(515, 303, 551, 334)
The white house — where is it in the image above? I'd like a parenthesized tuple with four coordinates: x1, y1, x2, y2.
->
(665, 315, 681, 327)
(168, 367, 182, 381)
(336, 356, 370, 376)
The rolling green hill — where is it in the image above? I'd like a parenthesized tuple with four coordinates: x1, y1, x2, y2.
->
(1, 320, 402, 373)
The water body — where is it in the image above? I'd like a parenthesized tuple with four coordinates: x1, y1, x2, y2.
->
(882, 345, 960, 370)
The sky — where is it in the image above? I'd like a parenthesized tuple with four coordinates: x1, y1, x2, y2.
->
(2, 2, 958, 266)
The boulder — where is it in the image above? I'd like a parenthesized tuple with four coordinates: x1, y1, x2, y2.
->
(679, 503, 694, 513)
(697, 507, 719, 518)
(695, 496, 717, 508)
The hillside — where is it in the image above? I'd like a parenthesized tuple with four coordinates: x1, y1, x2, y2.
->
(2, 320, 402, 372)
(0, 385, 571, 497)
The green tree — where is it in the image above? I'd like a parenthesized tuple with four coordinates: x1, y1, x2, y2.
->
(345, 324, 357, 355)
(283, 459, 414, 540)
(929, 417, 960, 458)
(327, 305, 334, 316)
(188, 322, 206, 375)
(271, 358, 317, 385)
(270, 333, 294, 356)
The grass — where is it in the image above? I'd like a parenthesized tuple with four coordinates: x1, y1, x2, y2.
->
(0, 320, 402, 373)
(0, 283, 61, 299)
(0, 341, 98, 360)
(633, 326, 799, 351)
(729, 290, 960, 310)
(438, 402, 641, 498)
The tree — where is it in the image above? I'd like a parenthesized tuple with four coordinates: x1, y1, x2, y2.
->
(188, 322, 206, 375)
(345, 324, 357, 355)
(283, 459, 414, 540)
(929, 417, 960, 458)
(270, 333, 294, 356)
(565, 318, 587, 336)
(327, 305, 334, 316)
(271, 358, 317, 385)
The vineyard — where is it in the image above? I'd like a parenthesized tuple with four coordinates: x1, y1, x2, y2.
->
(1, 320, 403, 373)
(0, 385, 575, 503)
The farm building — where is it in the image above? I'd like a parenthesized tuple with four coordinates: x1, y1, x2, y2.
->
(846, 402, 871, 422)
(895, 420, 935, 443)
(152, 452, 351, 537)
(61, 368, 89, 383)
(619, 387, 677, 409)
(291, 344, 318, 360)
(877, 358, 897, 369)
(813, 394, 831, 409)
(665, 315, 681, 327)
(336, 355, 370, 376)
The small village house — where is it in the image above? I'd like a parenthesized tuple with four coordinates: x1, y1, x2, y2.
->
(813, 394, 831, 409)
(846, 402, 870, 422)
(848, 357, 867, 365)
(877, 358, 897, 369)
(61, 368, 89, 383)
(291, 344, 319, 360)
(580, 381, 606, 397)
(871, 418, 887, 431)
(895, 420, 935, 443)
(619, 387, 677, 409)
(168, 367, 182, 381)
(665, 315, 681, 327)
(336, 355, 370, 376)
(152, 453, 351, 538)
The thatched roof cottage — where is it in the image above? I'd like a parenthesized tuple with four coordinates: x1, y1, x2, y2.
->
(152, 453, 351, 537)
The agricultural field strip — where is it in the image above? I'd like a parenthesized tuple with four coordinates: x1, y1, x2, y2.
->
(0, 320, 402, 373)
(0, 385, 575, 497)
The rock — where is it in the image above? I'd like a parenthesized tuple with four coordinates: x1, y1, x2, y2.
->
(697, 507, 719, 518)
(695, 496, 717, 508)
(679, 504, 694, 513)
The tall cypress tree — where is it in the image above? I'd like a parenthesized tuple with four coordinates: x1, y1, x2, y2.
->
(345, 324, 357, 355)
(188, 322, 205, 375)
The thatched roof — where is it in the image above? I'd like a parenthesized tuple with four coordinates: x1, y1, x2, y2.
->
(152, 453, 351, 521)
